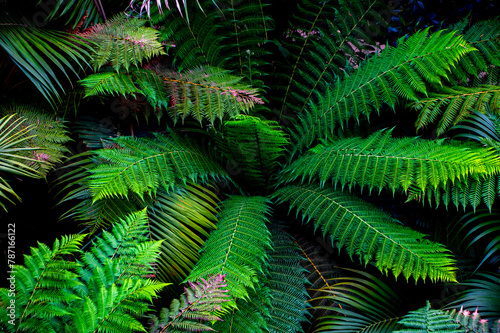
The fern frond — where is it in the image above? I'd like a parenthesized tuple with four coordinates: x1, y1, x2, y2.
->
(79, 14, 165, 72)
(83, 131, 229, 201)
(311, 268, 405, 333)
(272, 184, 457, 282)
(149, 273, 230, 333)
(12, 234, 86, 331)
(394, 301, 463, 333)
(281, 130, 500, 197)
(211, 289, 270, 333)
(154, 66, 264, 124)
(1, 104, 71, 174)
(187, 196, 273, 300)
(279, 0, 388, 117)
(217, 115, 289, 189)
(290, 28, 475, 156)
(265, 228, 309, 333)
(414, 85, 500, 136)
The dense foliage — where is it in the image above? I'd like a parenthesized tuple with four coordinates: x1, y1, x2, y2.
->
(1, 0, 500, 332)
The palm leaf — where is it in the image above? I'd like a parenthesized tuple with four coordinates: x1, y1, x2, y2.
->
(187, 195, 273, 300)
(290, 28, 475, 156)
(311, 268, 405, 333)
(281, 130, 500, 197)
(0, 18, 91, 105)
(272, 184, 457, 282)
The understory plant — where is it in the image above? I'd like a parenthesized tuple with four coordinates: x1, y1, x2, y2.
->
(1, 0, 500, 332)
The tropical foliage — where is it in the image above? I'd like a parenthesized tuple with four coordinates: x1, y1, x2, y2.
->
(1, 0, 500, 332)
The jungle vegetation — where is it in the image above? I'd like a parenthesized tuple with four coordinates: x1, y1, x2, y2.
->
(1, 0, 500, 332)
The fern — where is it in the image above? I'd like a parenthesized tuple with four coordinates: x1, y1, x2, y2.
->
(265, 228, 310, 333)
(4, 234, 86, 332)
(273, 184, 457, 282)
(414, 85, 500, 136)
(394, 301, 464, 333)
(82, 131, 230, 201)
(291, 28, 475, 156)
(281, 130, 500, 197)
(216, 115, 289, 189)
(148, 273, 230, 333)
(311, 268, 405, 333)
(186, 196, 273, 300)
(79, 14, 165, 71)
(278, 0, 388, 117)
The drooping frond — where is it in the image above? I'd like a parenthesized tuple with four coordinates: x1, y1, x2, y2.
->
(216, 115, 289, 189)
(187, 196, 273, 300)
(154, 66, 264, 124)
(311, 268, 405, 333)
(278, 0, 388, 117)
(78, 14, 165, 72)
(393, 301, 463, 333)
(414, 85, 500, 136)
(448, 18, 500, 83)
(148, 273, 230, 333)
(7, 234, 86, 331)
(281, 130, 500, 197)
(1, 104, 71, 174)
(265, 228, 309, 333)
(272, 184, 457, 282)
(0, 18, 91, 105)
(82, 131, 230, 201)
(73, 116, 118, 150)
(290, 29, 475, 156)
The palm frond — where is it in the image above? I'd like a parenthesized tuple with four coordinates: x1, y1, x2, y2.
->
(0, 18, 91, 105)
(78, 14, 165, 72)
(311, 268, 405, 333)
(187, 195, 273, 300)
(414, 85, 500, 136)
(265, 227, 310, 333)
(290, 28, 475, 156)
(281, 130, 500, 198)
(216, 115, 289, 189)
(446, 272, 500, 321)
(82, 131, 230, 201)
(278, 0, 388, 117)
(272, 184, 457, 282)
(149, 273, 230, 333)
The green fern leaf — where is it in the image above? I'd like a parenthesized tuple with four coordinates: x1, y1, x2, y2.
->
(272, 184, 457, 282)
(265, 228, 309, 333)
(79, 14, 165, 72)
(187, 196, 273, 300)
(281, 130, 500, 196)
(84, 131, 229, 201)
(414, 85, 500, 136)
(394, 301, 463, 333)
(279, 0, 388, 117)
(311, 268, 405, 333)
(291, 28, 475, 156)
